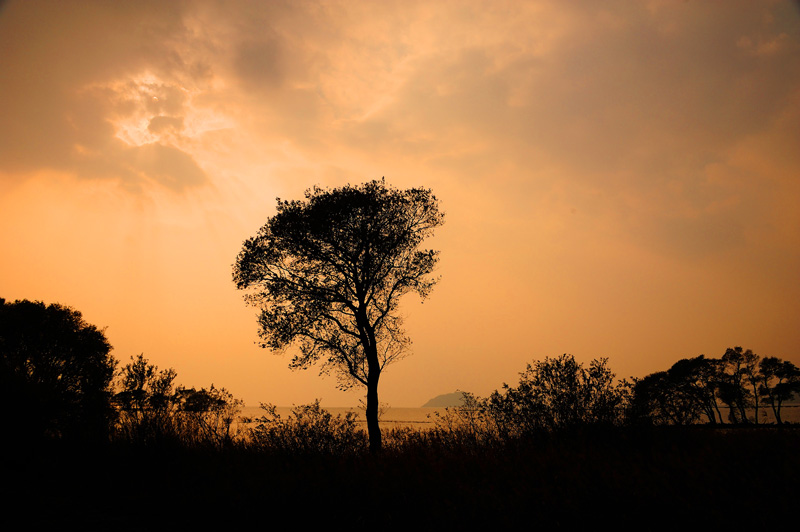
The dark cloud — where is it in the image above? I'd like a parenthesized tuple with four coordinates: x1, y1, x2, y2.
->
(234, 38, 287, 91)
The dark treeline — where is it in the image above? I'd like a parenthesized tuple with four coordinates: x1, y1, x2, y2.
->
(0, 298, 243, 448)
(631, 348, 800, 425)
(5, 296, 797, 450)
(437, 350, 800, 443)
(3, 296, 799, 528)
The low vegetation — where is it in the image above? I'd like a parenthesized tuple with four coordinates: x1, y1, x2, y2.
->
(3, 297, 799, 527)
(112, 353, 243, 448)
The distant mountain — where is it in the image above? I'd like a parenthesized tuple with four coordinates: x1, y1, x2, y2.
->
(422, 391, 468, 408)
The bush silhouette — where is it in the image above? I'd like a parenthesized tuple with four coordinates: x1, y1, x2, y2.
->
(113, 353, 242, 447)
(247, 400, 366, 455)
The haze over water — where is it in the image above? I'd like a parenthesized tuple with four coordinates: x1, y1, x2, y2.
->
(239, 404, 800, 431)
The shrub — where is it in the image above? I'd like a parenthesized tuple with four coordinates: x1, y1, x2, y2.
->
(423, 355, 631, 443)
(247, 400, 367, 455)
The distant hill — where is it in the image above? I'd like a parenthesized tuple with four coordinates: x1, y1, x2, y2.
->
(422, 391, 468, 408)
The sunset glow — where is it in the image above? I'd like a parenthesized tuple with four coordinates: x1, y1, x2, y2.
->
(1, 0, 798, 407)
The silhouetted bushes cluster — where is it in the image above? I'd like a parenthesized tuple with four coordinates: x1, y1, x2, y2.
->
(4, 297, 799, 527)
(5, 295, 797, 454)
(412, 350, 799, 448)
(430, 354, 632, 443)
(112, 353, 243, 448)
(0, 298, 246, 449)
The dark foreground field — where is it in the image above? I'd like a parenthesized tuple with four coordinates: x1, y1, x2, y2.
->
(5, 426, 798, 530)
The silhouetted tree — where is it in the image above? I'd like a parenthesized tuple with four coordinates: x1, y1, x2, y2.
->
(629, 356, 721, 425)
(630, 371, 703, 425)
(630, 349, 800, 426)
(175, 385, 243, 444)
(758, 356, 800, 424)
(668, 355, 723, 424)
(233, 179, 444, 452)
(114, 353, 178, 442)
(0, 298, 116, 441)
(741, 350, 763, 424)
(719, 347, 756, 423)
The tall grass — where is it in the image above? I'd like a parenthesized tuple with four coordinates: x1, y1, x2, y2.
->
(8, 399, 799, 529)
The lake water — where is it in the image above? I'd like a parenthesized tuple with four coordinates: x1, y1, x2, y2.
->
(237, 403, 800, 431)
(239, 405, 450, 431)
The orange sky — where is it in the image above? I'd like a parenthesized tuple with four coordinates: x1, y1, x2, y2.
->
(2, 0, 799, 407)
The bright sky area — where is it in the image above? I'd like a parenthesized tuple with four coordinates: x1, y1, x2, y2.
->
(1, 0, 799, 407)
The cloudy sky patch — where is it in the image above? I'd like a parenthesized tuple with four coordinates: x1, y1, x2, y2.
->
(1, 0, 798, 406)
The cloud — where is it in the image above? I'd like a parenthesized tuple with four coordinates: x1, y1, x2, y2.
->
(2, 0, 798, 405)
(0, 0, 210, 191)
(295, 1, 799, 264)
(2, 0, 798, 245)
(148, 116, 185, 135)
(126, 143, 207, 190)
(233, 38, 288, 91)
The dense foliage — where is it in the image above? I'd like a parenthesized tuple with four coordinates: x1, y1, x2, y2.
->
(233, 179, 444, 451)
(0, 298, 116, 441)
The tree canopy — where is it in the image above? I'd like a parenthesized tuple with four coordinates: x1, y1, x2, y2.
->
(0, 298, 116, 441)
(233, 179, 444, 451)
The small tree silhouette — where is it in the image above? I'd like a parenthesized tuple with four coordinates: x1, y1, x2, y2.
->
(487, 354, 629, 434)
(114, 353, 242, 446)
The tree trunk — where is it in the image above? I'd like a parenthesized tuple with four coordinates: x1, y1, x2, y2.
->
(362, 322, 382, 453)
(357, 306, 382, 453)
(751, 385, 760, 424)
(366, 369, 381, 453)
(713, 400, 724, 425)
